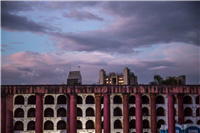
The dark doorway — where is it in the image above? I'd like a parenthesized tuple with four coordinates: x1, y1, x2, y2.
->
(142, 95, 149, 104)
(44, 121, 54, 130)
(15, 96, 24, 105)
(14, 121, 23, 130)
(129, 119, 135, 129)
(77, 120, 82, 129)
(14, 108, 24, 117)
(129, 107, 135, 116)
(57, 95, 66, 104)
(77, 96, 82, 104)
(129, 95, 135, 104)
(44, 108, 54, 117)
(156, 95, 165, 104)
(86, 120, 95, 129)
(28, 95, 36, 104)
(184, 107, 193, 116)
(27, 121, 35, 130)
(86, 108, 95, 116)
(113, 95, 122, 104)
(156, 107, 165, 116)
(57, 120, 66, 130)
(77, 108, 82, 117)
(57, 108, 66, 117)
(114, 107, 122, 116)
(86, 96, 95, 104)
(114, 120, 122, 129)
(45, 95, 54, 104)
(28, 108, 35, 117)
(157, 119, 165, 129)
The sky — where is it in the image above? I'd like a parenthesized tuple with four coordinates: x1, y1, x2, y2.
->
(1, 1, 200, 85)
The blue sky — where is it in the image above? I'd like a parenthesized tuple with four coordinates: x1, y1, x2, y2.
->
(1, 1, 199, 85)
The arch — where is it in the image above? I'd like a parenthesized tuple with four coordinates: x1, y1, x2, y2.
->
(129, 119, 135, 129)
(101, 96, 104, 104)
(114, 120, 122, 129)
(142, 107, 149, 116)
(57, 95, 66, 104)
(174, 96, 177, 104)
(196, 108, 199, 116)
(14, 108, 24, 118)
(86, 107, 95, 116)
(86, 95, 95, 104)
(44, 108, 54, 117)
(101, 108, 104, 116)
(196, 96, 199, 104)
(86, 120, 95, 129)
(129, 95, 135, 104)
(15, 95, 24, 104)
(142, 95, 149, 104)
(57, 120, 66, 130)
(183, 95, 192, 104)
(77, 96, 82, 104)
(156, 107, 165, 116)
(114, 107, 122, 116)
(27, 121, 35, 130)
(184, 107, 193, 116)
(185, 119, 193, 124)
(28, 95, 36, 104)
(57, 108, 66, 117)
(45, 95, 54, 104)
(174, 108, 177, 116)
(14, 121, 23, 130)
(129, 107, 135, 116)
(101, 121, 103, 129)
(28, 108, 35, 117)
(77, 107, 82, 117)
(113, 95, 122, 104)
(157, 119, 165, 129)
(156, 95, 165, 104)
(44, 120, 54, 130)
(143, 120, 150, 128)
(197, 120, 200, 125)
(77, 120, 82, 129)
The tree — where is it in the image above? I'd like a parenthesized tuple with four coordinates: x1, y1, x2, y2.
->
(149, 75, 178, 85)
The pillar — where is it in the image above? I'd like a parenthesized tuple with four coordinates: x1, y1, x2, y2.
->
(150, 94, 157, 133)
(123, 94, 129, 133)
(6, 94, 13, 133)
(95, 93, 102, 133)
(199, 94, 200, 119)
(177, 94, 184, 124)
(35, 93, 44, 133)
(135, 94, 142, 133)
(103, 93, 110, 133)
(1, 94, 6, 133)
(70, 94, 77, 133)
(168, 94, 175, 133)
(66, 94, 70, 133)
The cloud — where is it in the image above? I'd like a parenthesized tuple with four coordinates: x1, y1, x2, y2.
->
(62, 9, 104, 21)
(148, 66, 168, 70)
(10, 42, 24, 44)
(1, 42, 199, 85)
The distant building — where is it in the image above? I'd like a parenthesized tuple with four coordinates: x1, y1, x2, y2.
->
(99, 67, 138, 85)
(165, 75, 186, 85)
(67, 71, 82, 85)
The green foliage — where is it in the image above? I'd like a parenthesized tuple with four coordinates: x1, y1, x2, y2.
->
(149, 75, 178, 85)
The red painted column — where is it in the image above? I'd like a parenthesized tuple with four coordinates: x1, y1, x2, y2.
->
(150, 94, 157, 133)
(123, 94, 129, 133)
(135, 94, 142, 133)
(70, 94, 77, 133)
(1, 94, 6, 133)
(66, 94, 70, 133)
(6, 94, 13, 133)
(168, 94, 175, 133)
(177, 94, 184, 124)
(103, 93, 110, 133)
(95, 93, 102, 133)
(35, 93, 44, 133)
(199, 94, 200, 120)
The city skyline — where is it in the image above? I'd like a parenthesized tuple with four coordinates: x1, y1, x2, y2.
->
(1, 1, 199, 85)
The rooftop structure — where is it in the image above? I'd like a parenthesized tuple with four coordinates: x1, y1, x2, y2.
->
(67, 71, 82, 85)
(165, 75, 186, 85)
(99, 67, 138, 85)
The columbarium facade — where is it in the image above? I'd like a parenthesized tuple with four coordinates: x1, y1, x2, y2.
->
(1, 85, 200, 133)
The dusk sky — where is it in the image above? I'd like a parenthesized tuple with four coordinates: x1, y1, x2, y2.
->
(1, 1, 199, 85)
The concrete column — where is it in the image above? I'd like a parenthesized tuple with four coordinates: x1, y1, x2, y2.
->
(1, 94, 6, 133)
(35, 93, 44, 133)
(123, 94, 129, 133)
(66, 94, 70, 133)
(70, 94, 77, 133)
(6, 94, 13, 133)
(177, 94, 184, 124)
(168, 94, 175, 133)
(135, 94, 142, 133)
(135, 94, 143, 133)
(103, 93, 110, 133)
(150, 94, 157, 133)
(95, 93, 102, 133)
